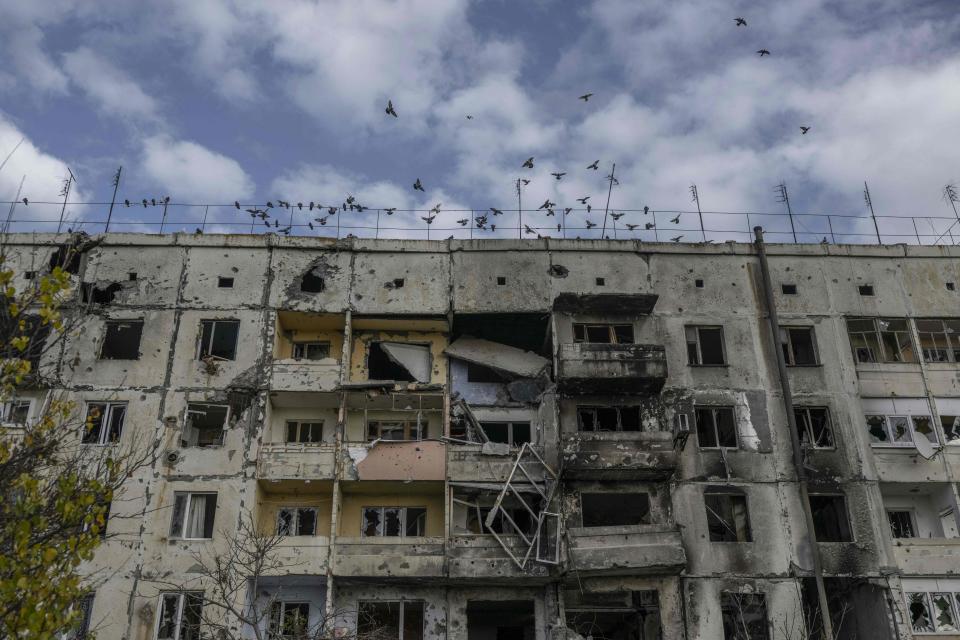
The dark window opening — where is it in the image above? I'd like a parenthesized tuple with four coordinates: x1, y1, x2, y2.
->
(794, 407, 835, 449)
(801, 577, 896, 640)
(916, 318, 960, 363)
(595, 277, 605, 286)
(781, 326, 818, 365)
(23, 271, 35, 280)
(480, 422, 531, 446)
(721, 593, 768, 640)
(581, 493, 650, 527)
(300, 269, 325, 292)
(128, 272, 137, 281)
(577, 406, 642, 432)
(695, 407, 737, 448)
(286, 421, 324, 444)
(566, 591, 661, 640)
(169, 492, 217, 539)
(359, 601, 424, 640)
(467, 362, 508, 383)
(48, 245, 82, 274)
(497, 276, 506, 285)
(269, 601, 310, 640)
(198, 319, 239, 360)
(81, 282, 122, 305)
(809, 494, 853, 542)
(887, 510, 916, 539)
(781, 283, 798, 295)
(217, 276, 234, 288)
(467, 601, 534, 640)
(277, 507, 317, 536)
(82, 402, 126, 445)
(2, 399, 31, 424)
(948, 282, 956, 291)
(393, 278, 405, 288)
(99, 320, 143, 360)
(367, 341, 431, 382)
(292, 342, 330, 360)
(686, 326, 726, 365)
(705, 491, 751, 542)
(362, 506, 426, 537)
(156, 592, 203, 640)
(695, 278, 704, 288)
(846, 317, 916, 363)
(182, 403, 229, 447)
(858, 284, 874, 296)
(573, 323, 634, 344)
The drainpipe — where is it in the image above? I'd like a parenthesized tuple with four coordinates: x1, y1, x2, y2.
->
(753, 227, 834, 640)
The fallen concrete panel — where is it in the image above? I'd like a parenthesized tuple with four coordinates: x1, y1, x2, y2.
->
(445, 336, 550, 378)
(552, 293, 659, 315)
(379, 342, 432, 382)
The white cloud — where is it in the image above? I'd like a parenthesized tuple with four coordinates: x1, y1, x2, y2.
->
(142, 136, 254, 202)
(63, 47, 158, 121)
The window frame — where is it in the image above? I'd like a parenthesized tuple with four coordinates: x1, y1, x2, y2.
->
(1, 399, 31, 425)
(169, 492, 217, 540)
(62, 592, 95, 640)
(98, 319, 144, 361)
(580, 492, 651, 527)
(887, 509, 918, 539)
(572, 323, 635, 344)
(367, 420, 423, 442)
(269, 601, 311, 639)
(704, 491, 752, 543)
(360, 506, 427, 538)
(846, 317, 917, 364)
(720, 592, 769, 640)
(155, 591, 203, 640)
(865, 413, 940, 449)
(82, 402, 127, 446)
(285, 420, 325, 444)
(694, 406, 738, 449)
(915, 318, 960, 363)
(276, 507, 318, 537)
(478, 421, 532, 447)
(576, 406, 643, 432)
(196, 319, 240, 361)
(357, 600, 424, 640)
(685, 325, 727, 366)
(905, 590, 960, 634)
(807, 493, 854, 542)
(183, 403, 230, 448)
(794, 406, 835, 450)
(292, 341, 331, 361)
(779, 326, 819, 366)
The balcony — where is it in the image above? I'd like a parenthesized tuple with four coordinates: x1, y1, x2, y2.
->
(270, 360, 342, 392)
(447, 536, 552, 582)
(257, 443, 337, 481)
(447, 445, 546, 483)
(892, 539, 960, 575)
(566, 524, 686, 575)
(266, 537, 331, 576)
(561, 431, 678, 480)
(556, 343, 667, 394)
(332, 538, 445, 578)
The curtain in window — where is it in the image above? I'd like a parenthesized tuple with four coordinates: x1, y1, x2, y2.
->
(186, 495, 207, 538)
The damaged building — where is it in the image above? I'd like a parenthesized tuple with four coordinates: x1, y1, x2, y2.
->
(6, 231, 960, 639)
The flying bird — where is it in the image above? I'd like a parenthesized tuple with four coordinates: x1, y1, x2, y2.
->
(551, 172, 566, 181)
(422, 215, 436, 224)
(611, 212, 624, 220)
(585, 220, 596, 229)
(545, 209, 555, 216)
(671, 235, 683, 242)
(538, 199, 556, 210)
(328, 207, 338, 215)
(645, 223, 655, 230)
(577, 196, 590, 204)
(579, 93, 593, 102)
(735, 17, 747, 26)
(757, 49, 770, 56)
(385, 100, 398, 117)
(384, 208, 396, 215)
(670, 214, 681, 224)
(521, 179, 531, 185)
(626, 224, 639, 230)
(457, 218, 468, 226)
(413, 178, 425, 191)
(587, 160, 599, 170)
(522, 157, 535, 169)
(466, 115, 473, 120)
(490, 207, 503, 216)
(524, 224, 536, 235)
(800, 126, 811, 134)
(563, 208, 572, 215)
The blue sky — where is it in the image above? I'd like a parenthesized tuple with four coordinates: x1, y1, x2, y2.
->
(1, 0, 959, 242)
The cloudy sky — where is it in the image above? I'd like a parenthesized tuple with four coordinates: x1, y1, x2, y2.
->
(1, 0, 959, 242)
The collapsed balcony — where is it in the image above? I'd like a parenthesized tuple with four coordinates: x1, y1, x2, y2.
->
(271, 312, 345, 391)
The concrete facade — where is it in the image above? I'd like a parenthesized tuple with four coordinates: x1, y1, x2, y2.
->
(6, 232, 960, 639)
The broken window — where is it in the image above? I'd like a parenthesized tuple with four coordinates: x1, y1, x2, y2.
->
(794, 407, 834, 449)
(780, 326, 818, 365)
(286, 421, 325, 444)
(300, 269, 325, 293)
(361, 506, 426, 537)
(81, 282, 122, 305)
(907, 591, 959, 634)
(704, 491, 751, 542)
(466, 601, 533, 640)
(63, 592, 95, 640)
(685, 326, 726, 365)
(566, 591, 662, 640)
(99, 320, 143, 360)
(269, 601, 310, 639)
(846, 317, 916, 363)
(577, 406, 642, 432)
(358, 601, 423, 640)
(1, 399, 31, 425)
(479, 422, 531, 447)
(276, 508, 317, 536)
(156, 592, 203, 640)
(720, 593, 769, 640)
(169, 492, 217, 539)
(49, 244, 82, 274)
(182, 403, 229, 447)
(292, 341, 330, 360)
(367, 420, 423, 441)
(581, 493, 650, 527)
(887, 510, 917, 538)
(573, 323, 635, 344)
(695, 407, 737, 449)
(916, 319, 960, 363)
(82, 402, 126, 445)
(864, 413, 938, 448)
(942, 414, 960, 444)
(367, 341, 431, 382)
(197, 319, 239, 361)
(808, 494, 852, 542)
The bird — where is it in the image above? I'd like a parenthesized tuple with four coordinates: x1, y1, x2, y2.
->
(735, 17, 747, 26)
(645, 223, 655, 230)
(585, 220, 596, 229)
(429, 202, 442, 214)
(384, 208, 396, 215)
(163, 196, 170, 204)
(579, 93, 593, 102)
(611, 212, 624, 220)
(757, 49, 770, 56)
(800, 126, 811, 134)
(386, 100, 398, 117)
(626, 224, 639, 230)
(522, 157, 535, 169)
(521, 179, 531, 185)
(278, 200, 290, 209)
(545, 209, 555, 216)
(577, 196, 590, 204)
(563, 208, 572, 215)
(538, 199, 556, 210)
(297, 202, 303, 209)
(587, 160, 599, 170)
(142, 199, 148, 208)
(266, 201, 274, 208)
(670, 214, 681, 224)
(124, 199, 130, 207)
(490, 207, 503, 216)
(524, 224, 536, 235)
(328, 207, 338, 215)
(457, 218, 468, 226)
(465, 115, 473, 120)
(586, 204, 592, 213)
(643, 206, 650, 215)
(422, 215, 436, 224)
(151, 198, 157, 206)
(671, 235, 683, 242)
(194, 228, 203, 235)
(318, 217, 328, 225)
(308, 222, 314, 230)
(309, 202, 315, 210)
(20, 197, 28, 205)
(551, 172, 566, 181)
(235, 201, 240, 209)
(413, 178, 425, 191)
(491, 224, 496, 231)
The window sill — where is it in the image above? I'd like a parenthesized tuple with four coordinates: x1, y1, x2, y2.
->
(786, 363, 823, 368)
(167, 537, 212, 543)
(688, 364, 729, 368)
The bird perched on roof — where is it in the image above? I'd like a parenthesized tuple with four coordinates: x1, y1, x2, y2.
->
(800, 126, 811, 134)
(142, 199, 148, 207)
(735, 17, 747, 26)
(308, 222, 314, 230)
(757, 49, 770, 56)
(539, 199, 556, 210)
(522, 157, 534, 169)
(551, 172, 566, 181)
(297, 202, 303, 209)
(586, 204, 592, 213)
(328, 207, 338, 215)
(413, 178, 424, 192)
(671, 235, 683, 242)
(585, 220, 596, 229)
(385, 100, 398, 117)
(670, 214, 681, 224)
(309, 202, 315, 210)
(278, 200, 290, 209)
(151, 198, 157, 206)
(490, 207, 503, 216)
(587, 160, 599, 170)
(577, 196, 590, 204)
(579, 93, 593, 101)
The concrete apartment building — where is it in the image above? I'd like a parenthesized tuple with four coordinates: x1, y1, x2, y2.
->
(5, 231, 960, 639)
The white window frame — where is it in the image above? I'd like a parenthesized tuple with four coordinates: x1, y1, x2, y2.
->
(183, 403, 230, 448)
(905, 590, 960, 634)
(292, 341, 331, 360)
(794, 406, 835, 450)
(685, 325, 726, 365)
(82, 402, 127, 446)
(155, 591, 203, 640)
(286, 420, 325, 444)
(169, 492, 217, 540)
(915, 318, 960, 363)
(276, 507, 318, 536)
(865, 413, 939, 449)
(196, 319, 239, 361)
(1, 399, 32, 425)
(360, 506, 427, 538)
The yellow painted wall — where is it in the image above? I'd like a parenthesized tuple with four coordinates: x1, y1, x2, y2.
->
(275, 329, 344, 361)
(257, 494, 334, 536)
(338, 492, 445, 537)
(349, 331, 448, 383)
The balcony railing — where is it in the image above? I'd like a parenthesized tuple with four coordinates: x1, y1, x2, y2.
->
(566, 524, 686, 575)
(270, 359, 342, 392)
(332, 537, 445, 578)
(257, 443, 337, 481)
(561, 431, 678, 480)
(556, 343, 667, 393)
(892, 538, 960, 575)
